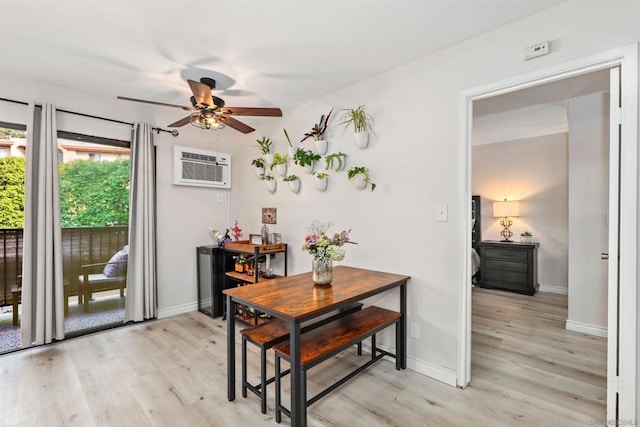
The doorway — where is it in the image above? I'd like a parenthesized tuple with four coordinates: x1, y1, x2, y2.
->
(459, 45, 639, 422)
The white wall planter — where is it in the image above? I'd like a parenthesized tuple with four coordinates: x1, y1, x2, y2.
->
(315, 176, 328, 192)
(354, 132, 369, 149)
(303, 161, 315, 174)
(264, 153, 275, 165)
(287, 147, 297, 158)
(253, 166, 264, 177)
(287, 179, 300, 193)
(315, 139, 328, 155)
(274, 163, 287, 177)
(351, 173, 367, 189)
(264, 180, 276, 193)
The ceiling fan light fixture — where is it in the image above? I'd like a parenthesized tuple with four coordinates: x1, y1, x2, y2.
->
(190, 111, 225, 130)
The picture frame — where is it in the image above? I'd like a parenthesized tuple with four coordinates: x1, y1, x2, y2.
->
(262, 207, 277, 224)
(274, 233, 282, 244)
(249, 234, 263, 245)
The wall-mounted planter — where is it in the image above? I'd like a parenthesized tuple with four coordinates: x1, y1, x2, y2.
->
(315, 176, 328, 192)
(253, 166, 264, 177)
(274, 163, 287, 177)
(287, 179, 300, 193)
(287, 147, 297, 159)
(314, 139, 328, 155)
(303, 161, 315, 174)
(351, 173, 367, 189)
(264, 180, 276, 193)
(354, 132, 369, 149)
(264, 153, 275, 165)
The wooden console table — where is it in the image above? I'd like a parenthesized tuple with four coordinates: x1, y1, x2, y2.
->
(223, 266, 410, 427)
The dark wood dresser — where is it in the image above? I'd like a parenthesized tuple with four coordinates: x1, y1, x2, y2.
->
(476, 240, 539, 295)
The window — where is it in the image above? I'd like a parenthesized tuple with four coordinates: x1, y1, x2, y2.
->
(88, 152, 101, 162)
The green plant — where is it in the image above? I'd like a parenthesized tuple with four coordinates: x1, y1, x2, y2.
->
(283, 128, 293, 147)
(260, 173, 275, 181)
(301, 108, 333, 142)
(269, 153, 288, 170)
(251, 158, 265, 169)
(347, 166, 376, 191)
(256, 136, 273, 155)
(314, 172, 330, 179)
(521, 231, 532, 236)
(324, 152, 347, 171)
(340, 105, 373, 133)
(283, 174, 299, 182)
(293, 148, 321, 167)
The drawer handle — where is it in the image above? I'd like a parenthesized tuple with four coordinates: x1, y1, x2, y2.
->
(601, 252, 609, 260)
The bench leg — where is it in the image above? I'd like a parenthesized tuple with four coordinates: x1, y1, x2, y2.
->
(260, 347, 267, 414)
(83, 289, 91, 313)
(395, 319, 401, 370)
(241, 337, 248, 398)
(275, 354, 282, 424)
(371, 334, 377, 361)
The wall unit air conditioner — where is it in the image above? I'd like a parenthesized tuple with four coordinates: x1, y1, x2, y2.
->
(173, 145, 231, 189)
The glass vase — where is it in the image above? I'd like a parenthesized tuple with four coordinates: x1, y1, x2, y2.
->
(312, 258, 333, 286)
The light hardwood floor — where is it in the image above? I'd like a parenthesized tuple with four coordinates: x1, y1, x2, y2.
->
(0, 288, 606, 426)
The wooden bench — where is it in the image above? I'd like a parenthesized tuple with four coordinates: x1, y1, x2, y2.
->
(239, 303, 363, 414)
(273, 305, 401, 423)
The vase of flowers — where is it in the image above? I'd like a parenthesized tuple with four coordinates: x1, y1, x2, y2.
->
(302, 220, 356, 286)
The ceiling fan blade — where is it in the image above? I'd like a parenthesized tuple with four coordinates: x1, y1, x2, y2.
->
(117, 96, 194, 111)
(188, 79, 215, 108)
(221, 107, 283, 117)
(167, 115, 193, 127)
(222, 116, 255, 134)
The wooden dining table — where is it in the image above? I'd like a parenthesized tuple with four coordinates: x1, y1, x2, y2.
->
(223, 265, 410, 427)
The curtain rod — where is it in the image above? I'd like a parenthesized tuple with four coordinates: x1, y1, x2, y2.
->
(0, 97, 178, 136)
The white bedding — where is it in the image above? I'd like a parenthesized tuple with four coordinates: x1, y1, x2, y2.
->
(471, 248, 480, 276)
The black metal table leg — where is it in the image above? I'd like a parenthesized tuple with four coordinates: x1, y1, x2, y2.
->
(227, 294, 236, 400)
(289, 319, 305, 427)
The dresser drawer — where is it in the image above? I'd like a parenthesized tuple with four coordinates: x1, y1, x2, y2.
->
(485, 269, 527, 284)
(483, 247, 528, 261)
(485, 259, 527, 273)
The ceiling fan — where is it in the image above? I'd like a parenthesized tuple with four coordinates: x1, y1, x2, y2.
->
(117, 77, 282, 134)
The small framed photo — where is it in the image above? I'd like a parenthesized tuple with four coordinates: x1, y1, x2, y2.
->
(262, 207, 277, 224)
(274, 233, 282, 244)
(250, 234, 263, 245)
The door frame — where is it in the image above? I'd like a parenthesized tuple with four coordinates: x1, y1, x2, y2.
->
(458, 43, 638, 420)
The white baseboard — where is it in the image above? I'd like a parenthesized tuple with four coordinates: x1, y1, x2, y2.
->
(157, 301, 198, 319)
(539, 283, 568, 294)
(566, 319, 607, 338)
(362, 342, 457, 387)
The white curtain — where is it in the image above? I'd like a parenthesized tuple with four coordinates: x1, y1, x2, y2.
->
(125, 123, 157, 322)
(21, 103, 65, 347)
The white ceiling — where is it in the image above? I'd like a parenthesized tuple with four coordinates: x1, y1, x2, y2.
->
(0, 0, 565, 118)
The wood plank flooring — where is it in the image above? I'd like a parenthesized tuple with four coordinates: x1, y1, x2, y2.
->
(0, 288, 606, 426)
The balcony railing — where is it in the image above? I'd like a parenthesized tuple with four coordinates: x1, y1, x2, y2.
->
(0, 226, 128, 306)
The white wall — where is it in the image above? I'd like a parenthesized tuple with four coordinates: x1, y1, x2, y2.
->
(567, 91, 609, 332)
(472, 133, 569, 290)
(228, 1, 640, 384)
(2, 0, 639, 395)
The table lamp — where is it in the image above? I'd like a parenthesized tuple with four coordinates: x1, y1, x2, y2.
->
(493, 199, 519, 242)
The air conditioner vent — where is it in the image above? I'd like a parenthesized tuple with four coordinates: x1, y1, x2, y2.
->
(173, 145, 231, 188)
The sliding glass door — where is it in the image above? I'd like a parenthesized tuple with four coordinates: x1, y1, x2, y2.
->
(57, 137, 130, 336)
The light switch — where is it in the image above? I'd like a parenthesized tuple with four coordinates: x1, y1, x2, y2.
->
(435, 203, 448, 222)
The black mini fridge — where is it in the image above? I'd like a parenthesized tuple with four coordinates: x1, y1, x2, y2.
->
(197, 245, 233, 318)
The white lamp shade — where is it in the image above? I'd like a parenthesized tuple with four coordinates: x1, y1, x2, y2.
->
(493, 200, 519, 218)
